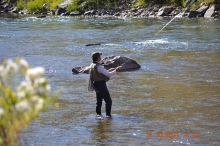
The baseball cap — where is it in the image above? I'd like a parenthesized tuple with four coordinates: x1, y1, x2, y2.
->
(91, 52, 102, 58)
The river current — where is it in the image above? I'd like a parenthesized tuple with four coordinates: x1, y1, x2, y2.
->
(0, 14, 220, 145)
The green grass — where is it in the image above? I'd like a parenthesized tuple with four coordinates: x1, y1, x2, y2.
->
(190, 0, 216, 10)
(14, 0, 62, 11)
(10, 0, 220, 12)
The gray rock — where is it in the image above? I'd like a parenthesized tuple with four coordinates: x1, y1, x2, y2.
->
(79, 1, 87, 8)
(157, 6, 173, 16)
(36, 15, 46, 18)
(19, 9, 29, 14)
(58, 0, 72, 9)
(188, 5, 209, 18)
(0, 5, 4, 10)
(171, 8, 182, 16)
(55, 7, 66, 15)
(42, 3, 49, 13)
(196, 5, 209, 13)
(70, 11, 81, 16)
(84, 10, 96, 15)
(72, 56, 141, 74)
(102, 56, 141, 71)
(11, 7, 19, 13)
(55, 0, 73, 15)
(188, 11, 200, 18)
(0, 0, 7, 5)
(204, 4, 220, 18)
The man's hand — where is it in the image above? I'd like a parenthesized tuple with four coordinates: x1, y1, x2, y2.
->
(108, 68, 115, 72)
(116, 66, 122, 72)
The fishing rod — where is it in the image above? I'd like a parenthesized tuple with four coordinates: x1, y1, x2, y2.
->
(120, 0, 195, 68)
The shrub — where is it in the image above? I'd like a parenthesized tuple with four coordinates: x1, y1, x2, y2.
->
(0, 58, 58, 146)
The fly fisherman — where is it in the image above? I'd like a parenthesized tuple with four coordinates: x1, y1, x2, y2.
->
(88, 52, 122, 120)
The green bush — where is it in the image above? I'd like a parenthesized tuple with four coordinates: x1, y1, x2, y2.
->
(9, 0, 220, 12)
(14, 0, 62, 11)
(0, 58, 58, 146)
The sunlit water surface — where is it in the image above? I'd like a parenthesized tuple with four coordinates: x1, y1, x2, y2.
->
(0, 14, 220, 145)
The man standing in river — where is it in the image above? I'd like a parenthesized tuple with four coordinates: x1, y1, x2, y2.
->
(89, 52, 122, 120)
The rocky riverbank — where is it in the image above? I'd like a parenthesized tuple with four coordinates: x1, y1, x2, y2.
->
(0, 0, 220, 18)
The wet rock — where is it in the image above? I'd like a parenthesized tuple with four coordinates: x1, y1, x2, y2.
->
(55, 7, 66, 15)
(11, 7, 19, 13)
(52, 9, 56, 15)
(113, 12, 120, 16)
(72, 66, 91, 74)
(171, 7, 182, 16)
(43, 3, 49, 9)
(36, 15, 46, 18)
(19, 9, 29, 14)
(188, 11, 200, 18)
(58, 0, 71, 9)
(72, 56, 141, 74)
(85, 43, 101, 46)
(157, 6, 173, 16)
(55, 0, 72, 15)
(0, 5, 4, 10)
(133, 8, 144, 16)
(204, 4, 220, 17)
(41, 3, 49, 14)
(0, 0, 7, 5)
(102, 56, 141, 71)
(70, 11, 81, 16)
(188, 4, 215, 18)
(61, 11, 70, 16)
(84, 10, 96, 15)
(196, 5, 209, 15)
(33, 11, 40, 14)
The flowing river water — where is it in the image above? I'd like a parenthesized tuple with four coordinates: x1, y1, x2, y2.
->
(0, 14, 220, 145)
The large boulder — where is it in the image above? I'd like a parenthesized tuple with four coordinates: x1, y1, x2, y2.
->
(101, 56, 141, 71)
(204, 4, 220, 18)
(55, 0, 72, 15)
(72, 56, 141, 74)
(188, 4, 209, 18)
(55, 7, 66, 15)
(196, 5, 209, 14)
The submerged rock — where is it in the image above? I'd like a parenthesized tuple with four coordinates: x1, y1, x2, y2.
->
(72, 56, 141, 74)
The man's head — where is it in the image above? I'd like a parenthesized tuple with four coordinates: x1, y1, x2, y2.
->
(91, 52, 102, 62)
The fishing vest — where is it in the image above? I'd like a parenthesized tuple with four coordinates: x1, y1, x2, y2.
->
(90, 62, 109, 82)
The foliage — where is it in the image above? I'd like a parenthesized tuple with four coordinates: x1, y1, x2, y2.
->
(135, 0, 147, 6)
(67, 0, 84, 11)
(0, 58, 58, 146)
(8, 0, 220, 12)
(13, 0, 62, 11)
(172, 0, 185, 7)
(189, 0, 217, 10)
(67, 0, 118, 11)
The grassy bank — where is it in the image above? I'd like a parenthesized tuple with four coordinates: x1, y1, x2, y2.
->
(9, 0, 62, 11)
(9, 0, 220, 12)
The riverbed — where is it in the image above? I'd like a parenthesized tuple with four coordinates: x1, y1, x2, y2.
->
(0, 14, 220, 145)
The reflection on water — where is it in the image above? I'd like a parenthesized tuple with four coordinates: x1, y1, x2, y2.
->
(0, 14, 220, 145)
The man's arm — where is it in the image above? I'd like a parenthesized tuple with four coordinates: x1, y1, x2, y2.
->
(97, 65, 122, 77)
(97, 65, 116, 77)
(108, 68, 115, 72)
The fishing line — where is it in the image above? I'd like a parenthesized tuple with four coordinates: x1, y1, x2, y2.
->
(115, 0, 196, 98)
(120, 0, 195, 67)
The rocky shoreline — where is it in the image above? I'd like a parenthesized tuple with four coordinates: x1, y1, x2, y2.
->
(0, 0, 220, 18)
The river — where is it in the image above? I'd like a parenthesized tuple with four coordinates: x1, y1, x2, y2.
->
(0, 13, 220, 145)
